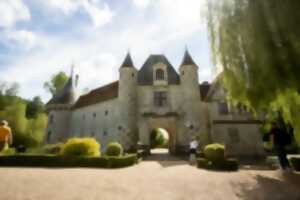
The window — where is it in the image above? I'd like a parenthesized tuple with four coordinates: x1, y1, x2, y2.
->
(103, 131, 107, 136)
(105, 110, 108, 116)
(93, 112, 96, 118)
(228, 128, 240, 143)
(218, 102, 229, 115)
(155, 69, 165, 80)
(154, 91, 167, 107)
(49, 115, 54, 124)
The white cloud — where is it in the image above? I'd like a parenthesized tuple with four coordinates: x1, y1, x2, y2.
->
(0, 0, 213, 102)
(0, 30, 38, 50)
(0, 0, 31, 28)
(83, 2, 113, 27)
(132, 0, 151, 9)
(46, 0, 113, 27)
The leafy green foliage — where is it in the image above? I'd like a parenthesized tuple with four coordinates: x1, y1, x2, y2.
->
(61, 138, 101, 157)
(106, 142, 123, 157)
(26, 96, 45, 119)
(43, 71, 68, 96)
(206, 0, 300, 144)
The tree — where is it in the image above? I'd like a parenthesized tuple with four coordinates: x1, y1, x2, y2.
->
(0, 101, 47, 147)
(206, 0, 300, 144)
(2, 82, 20, 96)
(44, 71, 68, 96)
(26, 96, 45, 119)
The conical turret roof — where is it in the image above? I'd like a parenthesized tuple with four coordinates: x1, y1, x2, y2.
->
(181, 49, 197, 66)
(120, 52, 134, 68)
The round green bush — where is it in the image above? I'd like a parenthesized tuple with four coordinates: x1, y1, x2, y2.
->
(204, 143, 225, 164)
(61, 137, 100, 157)
(106, 142, 123, 157)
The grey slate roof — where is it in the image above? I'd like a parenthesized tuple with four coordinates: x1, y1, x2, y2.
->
(120, 52, 134, 68)
(137, 54, 180, 85)
(181, 49, 197, 66)
(47, 76, 76, 105)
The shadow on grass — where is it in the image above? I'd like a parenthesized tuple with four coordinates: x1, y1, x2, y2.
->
(233, 174, 300, 200)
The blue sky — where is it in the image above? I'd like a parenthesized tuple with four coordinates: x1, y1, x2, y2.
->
(0, 0, 215, 102)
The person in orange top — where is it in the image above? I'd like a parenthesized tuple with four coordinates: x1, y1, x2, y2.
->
(0, 120, 13, 151)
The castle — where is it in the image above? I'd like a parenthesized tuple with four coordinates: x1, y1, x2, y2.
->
(46, 50, 264, 156)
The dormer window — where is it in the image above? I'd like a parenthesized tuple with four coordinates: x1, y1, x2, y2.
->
(155, 69, 165, 80)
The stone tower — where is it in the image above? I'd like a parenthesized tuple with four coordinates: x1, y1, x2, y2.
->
(46, 67, 78, 143)
(118, 52, 138, 150)
(179, 49, 203, 143)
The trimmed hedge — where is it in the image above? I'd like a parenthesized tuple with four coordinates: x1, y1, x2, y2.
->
(290, 157, 300, 171)
(0, 154, 137, 168)
(106, 142, 123, 157)
(61, 138, 101, 157)
(197, 157, 239, 171)
(107, 155, 138, 168)
(197, 158, 209, 169)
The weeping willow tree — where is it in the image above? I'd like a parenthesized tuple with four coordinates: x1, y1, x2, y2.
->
(207, 0, 300, 144)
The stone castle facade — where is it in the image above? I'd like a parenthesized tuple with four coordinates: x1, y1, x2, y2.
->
(46, 50, 264, 156)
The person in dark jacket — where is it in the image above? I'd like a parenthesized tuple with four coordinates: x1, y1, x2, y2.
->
(269, 121, 291, 170)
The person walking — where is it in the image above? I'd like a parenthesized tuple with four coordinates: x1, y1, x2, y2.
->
(0, 120, 13, 151)
(269, 121, 291, 170)
(189, 137, 198, 165)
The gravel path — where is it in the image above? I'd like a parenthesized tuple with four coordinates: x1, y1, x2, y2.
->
(0, 151, 299, 200)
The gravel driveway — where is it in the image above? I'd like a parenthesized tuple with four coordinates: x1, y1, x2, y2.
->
(0, 151, 299, 200)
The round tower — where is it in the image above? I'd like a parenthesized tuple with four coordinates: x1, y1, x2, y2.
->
(179, 49, 203, 143)
(45, 67, 78, 144)
(118, 52, 138, 150)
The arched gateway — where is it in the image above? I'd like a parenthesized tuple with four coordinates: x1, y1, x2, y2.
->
(139, 116, 177, 154)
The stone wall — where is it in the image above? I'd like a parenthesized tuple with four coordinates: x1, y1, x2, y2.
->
(47, 109, 71, 143)
(211, 122, 265, 157)
(70, 99, 125, 151)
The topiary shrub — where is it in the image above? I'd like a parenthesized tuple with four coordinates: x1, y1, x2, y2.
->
(204, 143, 225, 164)
(106, 142, 123, 157)
(61, 138, 100, 157)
